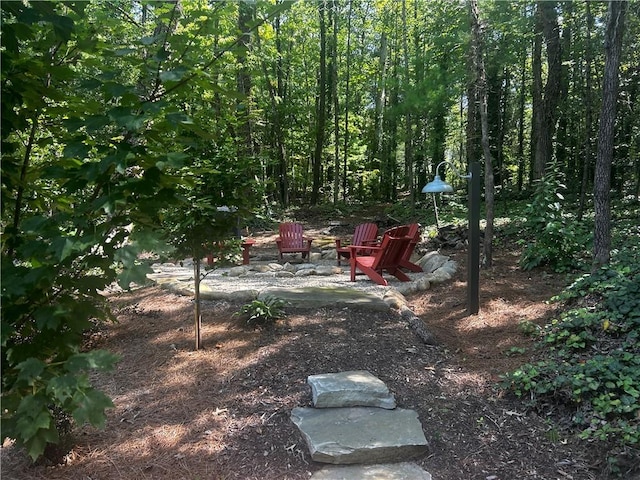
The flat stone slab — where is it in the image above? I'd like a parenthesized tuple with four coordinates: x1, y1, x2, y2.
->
(308, 371, 396, 409)
(291, 407, 428, 465)
(311, 462, 432, 480)
(259, 287, 390, 311)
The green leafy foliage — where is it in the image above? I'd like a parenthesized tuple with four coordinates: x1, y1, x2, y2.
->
(1, 1, 189, 461)
(518, 165, 592, 272)
(502, 250, 640, 474)
(235, 296, 288, 328)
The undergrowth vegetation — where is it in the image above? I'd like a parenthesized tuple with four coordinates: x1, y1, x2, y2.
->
(502, 223, 640, 477)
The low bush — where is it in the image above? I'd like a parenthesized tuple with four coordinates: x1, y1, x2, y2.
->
(235, 296, 288, 328)
(502, 253, 640, 477)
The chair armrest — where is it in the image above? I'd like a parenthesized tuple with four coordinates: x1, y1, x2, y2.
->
(349, 244, 382, 256)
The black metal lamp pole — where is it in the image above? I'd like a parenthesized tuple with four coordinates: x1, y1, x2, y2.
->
(422, 160, 481, 315)
(467, 162, 481, 315)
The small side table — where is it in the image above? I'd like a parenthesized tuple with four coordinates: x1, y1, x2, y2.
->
(241, 238, 256, 265)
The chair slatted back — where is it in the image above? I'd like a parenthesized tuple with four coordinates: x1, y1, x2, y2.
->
(352, 222, 379, 246)
(279, 222, 306, 248)
(371, 234, 411, 271)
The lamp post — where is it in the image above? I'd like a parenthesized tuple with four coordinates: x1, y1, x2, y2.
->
(422, 161, 480, 315)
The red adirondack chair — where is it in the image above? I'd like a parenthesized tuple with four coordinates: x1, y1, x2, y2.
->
(349, 233, 412, 286)
(276, 222, 314, 261)
(335, 222, 379, 266)
(384, 223, 423, 272)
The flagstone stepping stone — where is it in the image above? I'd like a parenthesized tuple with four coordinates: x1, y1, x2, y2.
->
(310, 462, 432, 479)
(259, 287, 390, 310)
(308, 371, 396, 409)
(291, 407, 428, 465)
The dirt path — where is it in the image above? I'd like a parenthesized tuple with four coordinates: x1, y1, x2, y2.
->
(3, 230, 604, 480)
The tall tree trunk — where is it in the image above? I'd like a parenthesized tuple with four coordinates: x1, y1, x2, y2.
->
(311, 0, 328, 205)
(530, 27, 542, 184)
(593, 1, 627, 269)
(466, 35, 481, 168)
(533, 1, 563, 179)
(342, 0, 353, 202)
(555, 1, 572, 178)
(372, 31, 388, 183)
(401, 0, 415, 209)
(470, 0, 495, 268)
(236, 1, 254, 160)
(331, 0, 340, 204)
(257, 8, 288, 207)
(517, 49, 526, 192)
(578, 0, 594, 220)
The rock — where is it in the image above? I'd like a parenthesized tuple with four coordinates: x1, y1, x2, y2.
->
(431, 267, 452, 281)
(383, 290, 408, 310)
(307, 371, 396, 409)
(228, 266, 249, 277)
(275, 271, 295, 278)
(310, 252, 323, 262)
(290, 407, 428, 465)
(418, 251, 448, 274)
(316, 265, 342, 276)
(253, 264, 273, 273)
(268, 262, 284, 271)
(424, 269, 452, 284)
(259, 287, 390, 311)
(310, 462, 432, 480)
(295, 268, 316, 277)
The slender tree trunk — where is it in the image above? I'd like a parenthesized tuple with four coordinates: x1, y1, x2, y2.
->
(578, 0, 594, 220)
(470, 0, 494, 268)
(533, 1, 563, 179)
(593, 1, 627, 269)
(331, 0, 340, 204)
(311, 0, 328, 205)
(193, 258, 202, 350)
(466, 35, 481, 168)
(517, 50, 526, 192)
(342, 0, 353, 202)
(531, 28, 542, 184)
(236, 1, 254, 160)
(402, 0, 415, 209)
(372, 31, 388, 181)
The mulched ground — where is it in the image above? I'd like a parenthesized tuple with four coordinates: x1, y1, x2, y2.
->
(1, 228, 616, 480)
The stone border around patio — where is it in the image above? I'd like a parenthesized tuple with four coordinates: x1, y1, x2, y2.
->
(146, 250, 457, 345)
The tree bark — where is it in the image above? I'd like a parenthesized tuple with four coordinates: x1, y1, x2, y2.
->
(311, 0, 328, 205)
(342, 0, 353, 202)
(469, 0, 494, 268)
(593, 1, 627, 269)
(578, 0, 594, 220)
(533, 1, 563, 180)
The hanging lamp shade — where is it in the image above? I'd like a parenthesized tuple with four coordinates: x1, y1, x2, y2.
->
(421, 175, 454, 193)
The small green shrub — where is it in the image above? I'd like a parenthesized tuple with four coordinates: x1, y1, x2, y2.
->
(502, 253, 640, 476)
(518, 165, 592, 272)
(235, 296, 287, 327)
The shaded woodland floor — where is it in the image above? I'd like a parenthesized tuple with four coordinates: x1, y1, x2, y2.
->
(2, 228, 619, 480)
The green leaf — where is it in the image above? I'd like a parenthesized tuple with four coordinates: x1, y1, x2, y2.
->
(48, 374, 81, 403)
(16, 358, 46, 386)
(71, 388, 114, 428)
(160, 69, 187, 82)
(65, 350, 119, 373)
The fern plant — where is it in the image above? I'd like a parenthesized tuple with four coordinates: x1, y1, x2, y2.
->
(235, 296, 287, 327)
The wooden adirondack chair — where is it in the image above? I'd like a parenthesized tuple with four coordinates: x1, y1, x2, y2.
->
(349, 233, 412, 286)
(276, 222, 314, 261)
(335, 222, 379, 266)
(384, 223, 423, 272)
